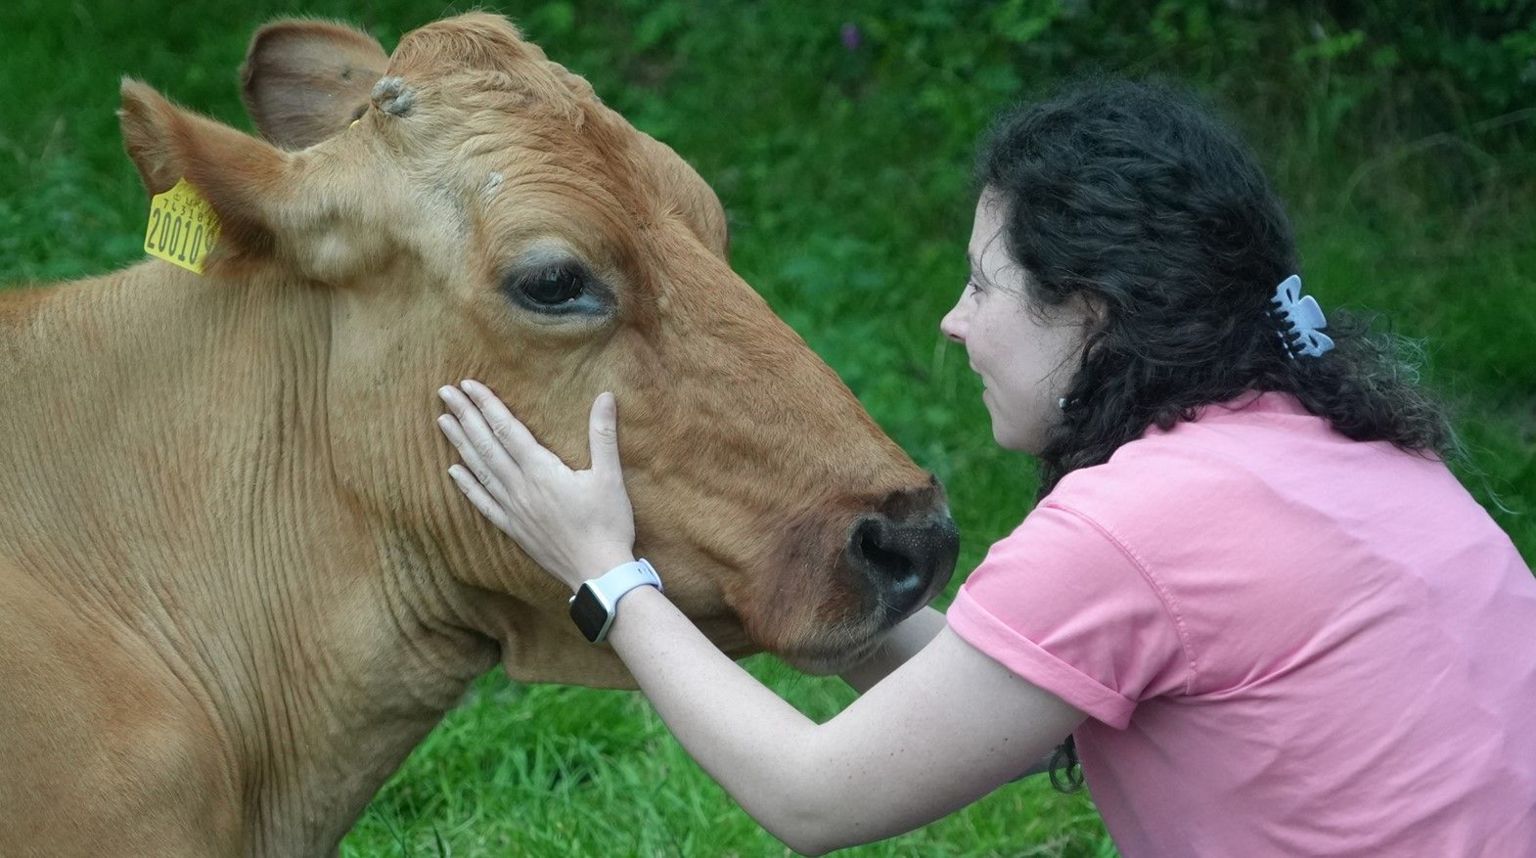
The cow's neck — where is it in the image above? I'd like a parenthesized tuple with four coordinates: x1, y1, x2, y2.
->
(0, 266, 499, 856)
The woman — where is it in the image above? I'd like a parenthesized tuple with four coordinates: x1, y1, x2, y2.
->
(435, 80, 1536, 856)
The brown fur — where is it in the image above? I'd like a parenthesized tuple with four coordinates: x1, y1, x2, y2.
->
(0, 14, 947, 856)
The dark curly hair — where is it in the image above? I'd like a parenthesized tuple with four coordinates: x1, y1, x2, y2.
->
(975, 78, 1461, 791)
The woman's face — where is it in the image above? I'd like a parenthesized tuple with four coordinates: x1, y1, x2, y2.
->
(940, 189, 1094, 453)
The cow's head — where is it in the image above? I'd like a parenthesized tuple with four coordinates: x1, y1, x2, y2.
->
(117, 13, 957, 685)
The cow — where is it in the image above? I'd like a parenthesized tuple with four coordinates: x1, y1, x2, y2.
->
(0, 13, 958, 857)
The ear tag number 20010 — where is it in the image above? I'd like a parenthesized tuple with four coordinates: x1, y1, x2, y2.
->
(145, 178, 220, 275)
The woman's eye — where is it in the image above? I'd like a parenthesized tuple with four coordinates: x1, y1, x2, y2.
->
(520, 265, 585, 305)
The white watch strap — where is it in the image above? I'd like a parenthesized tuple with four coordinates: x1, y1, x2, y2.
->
(587, 558, 663, 610)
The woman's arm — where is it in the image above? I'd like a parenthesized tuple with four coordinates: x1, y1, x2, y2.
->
(435, 382, 1086, 854)
(840, 608, 1058, 780)
(606, 586, 1084, 855)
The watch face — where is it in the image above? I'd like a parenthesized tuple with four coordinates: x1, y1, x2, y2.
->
(569, 584, 611, 643)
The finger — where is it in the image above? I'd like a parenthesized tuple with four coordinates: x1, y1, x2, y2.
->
(436, 412, 501, 476)
(447, 464, 512, 532)
(438, 384, 525, 475)
(588, 392, 623, 477)
(458, 379, 561, 469)
(437, 414, 511, 505)
(435, 399, 517, 501)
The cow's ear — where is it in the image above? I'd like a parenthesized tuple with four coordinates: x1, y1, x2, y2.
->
(119, 78, 284, 264)
(241, 19, 389, 150)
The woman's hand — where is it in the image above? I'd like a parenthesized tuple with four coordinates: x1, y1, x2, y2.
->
(435, 380, 637, 590)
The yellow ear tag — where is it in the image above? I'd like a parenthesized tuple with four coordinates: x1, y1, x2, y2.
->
(145, 177, 220, 274)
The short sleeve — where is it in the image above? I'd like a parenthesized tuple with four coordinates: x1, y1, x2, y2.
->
(946, 502, 1192, 729)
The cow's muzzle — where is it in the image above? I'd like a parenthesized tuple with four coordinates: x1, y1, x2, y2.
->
(845, 486, 959, 625)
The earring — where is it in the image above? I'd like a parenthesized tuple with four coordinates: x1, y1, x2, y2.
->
(1057, 397, 1069, 410)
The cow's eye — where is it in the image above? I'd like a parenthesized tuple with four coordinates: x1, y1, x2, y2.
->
(518, 263, 585, 305)
(501, 259, 613, 318)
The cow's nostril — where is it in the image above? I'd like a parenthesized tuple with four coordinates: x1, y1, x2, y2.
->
(848, 513, 959, 622)
(856, 520, 916, 582)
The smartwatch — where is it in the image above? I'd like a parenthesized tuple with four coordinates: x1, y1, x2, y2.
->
(568, 558, 663, 644)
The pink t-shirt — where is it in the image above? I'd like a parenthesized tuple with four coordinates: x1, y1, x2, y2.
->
(947, 391, 1536, 856)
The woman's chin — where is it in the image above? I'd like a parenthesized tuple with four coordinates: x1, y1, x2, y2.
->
(988, 416, 1020, 449)
(991, 422, 1041, 454)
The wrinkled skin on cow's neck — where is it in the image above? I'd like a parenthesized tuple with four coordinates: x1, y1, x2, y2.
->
(0, 267, 510, 856)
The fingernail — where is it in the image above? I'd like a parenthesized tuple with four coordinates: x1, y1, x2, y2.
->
(438, 386, 455, 401)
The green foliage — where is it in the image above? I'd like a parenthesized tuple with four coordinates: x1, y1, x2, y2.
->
(1, 1, 1531, 855)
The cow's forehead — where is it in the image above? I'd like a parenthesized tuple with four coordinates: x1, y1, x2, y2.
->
(372, 16, 641, 194)
(384, 13, 589, 122)
(356, 12, 723, 261)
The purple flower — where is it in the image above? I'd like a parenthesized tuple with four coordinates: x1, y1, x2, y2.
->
(840, 22, 861, 52)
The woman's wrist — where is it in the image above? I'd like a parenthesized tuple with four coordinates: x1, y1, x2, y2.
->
(564, 549, 639, 590)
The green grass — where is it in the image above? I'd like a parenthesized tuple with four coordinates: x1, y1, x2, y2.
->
(347, 667, 1109, 857)
(3, 1, 1531, 855)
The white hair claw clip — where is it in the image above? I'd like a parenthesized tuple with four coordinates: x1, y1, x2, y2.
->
(1271, 275, 1334, 359)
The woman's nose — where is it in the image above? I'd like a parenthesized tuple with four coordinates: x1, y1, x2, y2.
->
(939, 305, 966, 343)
